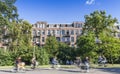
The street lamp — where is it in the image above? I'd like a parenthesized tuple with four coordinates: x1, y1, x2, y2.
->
(95, 37, 102, 55)
(33, 42, 36, 57)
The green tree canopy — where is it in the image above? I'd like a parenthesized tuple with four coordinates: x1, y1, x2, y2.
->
(83, 10, 117, 38)
(57, 42, 76, 64)
(9, 20, 32, 51)
(80, 10, 119, 64)
(0, 0, 18, 21)
(99, 33, 120, 64)
(76, 32, 97, 62)
(0, 0, 18, 43)
(44, 36, 59, 57)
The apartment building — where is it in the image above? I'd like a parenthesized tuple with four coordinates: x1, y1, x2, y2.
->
(112, 23, 120, 38)
(32, 21, 84, 47)
(0, 21, 119, 49)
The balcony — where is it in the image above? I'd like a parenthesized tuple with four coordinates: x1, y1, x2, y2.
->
(62, 34, 70, 37)
(33, 34, 41, 38)
(64, 41, 71, 45)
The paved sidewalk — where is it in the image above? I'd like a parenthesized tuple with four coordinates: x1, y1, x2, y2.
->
(0, 68, 120, 74)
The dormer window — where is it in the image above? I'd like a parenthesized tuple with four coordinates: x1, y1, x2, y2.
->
(65, 24, 67, 27)
(54, 24, 57, 27)
(47, 25, 49, 27)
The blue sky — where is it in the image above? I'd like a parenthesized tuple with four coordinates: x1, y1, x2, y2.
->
(15, 0, 120, 24)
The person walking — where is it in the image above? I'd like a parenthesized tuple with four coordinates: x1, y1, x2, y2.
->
(31, 57, 37, 69)
(84, 56, 90, 73)
(102, 55, 107, 67)
(75, 57, 82, 67)
(98, 55, 103, 66)
(51, 57, 58, 68)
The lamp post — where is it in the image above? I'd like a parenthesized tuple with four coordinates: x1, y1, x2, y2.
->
(33, 42, 36, 57)
(95, 37, 102, 55)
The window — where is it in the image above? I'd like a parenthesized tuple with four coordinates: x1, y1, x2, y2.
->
(57, 30, 60, 35)
(56, 37, 60, 41)
(38, 30, 41, 36)
(42, 24, 45, 28)
(66, 30, 69, 35)
(47, 25, 49, 27)
(57, 25, 59, 28)
(66, 37, 70, 42)
(76, 30, 79, 35)
(62, 30, 65, 35)
(118, 33, 120, 37)
(80, 30, 82, 34)
(62, 37, 65, 42)
(40, 24, 42, 28)
(36, 38, 40, 43)
(53, 30, 55, 35)
(48, 30, 50, 35)
(33, 30, 36, 36)
(35, 24, 37, 28)
(71, 37, 74, 42)
(33, 38, 36, 42)
(54, 25, 57, 27)
(42, 30, 45, 35)
(71, 30, 74, 35)
(37, 24, 39, 28)
(78, 24, 82, 28)
(38, 24, 42, 28)
(42, 37, 45, 42)
(65, 24, 67, 27)
(71, 44, 74, 47)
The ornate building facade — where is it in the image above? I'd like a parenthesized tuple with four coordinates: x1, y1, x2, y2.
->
(32, 21, 84, 47)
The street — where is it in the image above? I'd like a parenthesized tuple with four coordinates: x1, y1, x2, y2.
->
(0, 67, 120, 74)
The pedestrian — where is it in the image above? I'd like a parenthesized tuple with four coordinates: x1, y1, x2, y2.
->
(75, 57, 81, 67)
(84, 56, 90, 72)
(31, 57, 37, 69)
(98, 55, 103, 66)
(102, 55, 107, 67)
(66, 60, 70, 65)
(15, 56, 25, 71)
(70, 60, 73, 65)
(15, 57, 22, 70)
(51, 57, 57, 68)
(52, 57, 60, 68)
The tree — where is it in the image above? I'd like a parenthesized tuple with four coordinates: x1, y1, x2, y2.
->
(76, 32, 97, 62)
(44, 36, 59, 57)
(57, 42, 76, 64)
(83, 10, 117, 38)
(9, 21, 32, 52)
(0, 48, 14, 66)
(0, 0, 49, 65)
(100, 33, 120, 64)
(0, 0, 18, 21)
(0, 14, 9, 43)
(4, 20, 33, 65)
(37, 47, 49, 65)
(0, 0, 18, 45)
(82, 10, 119, 64)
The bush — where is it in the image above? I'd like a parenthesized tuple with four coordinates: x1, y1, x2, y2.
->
(37, 47, 49, 65)
(0, 49, 14, 66)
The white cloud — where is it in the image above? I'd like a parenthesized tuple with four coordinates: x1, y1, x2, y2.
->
(86, 0, 95, 5)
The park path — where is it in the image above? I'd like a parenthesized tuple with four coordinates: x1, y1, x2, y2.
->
(0, 67, 119, 74)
